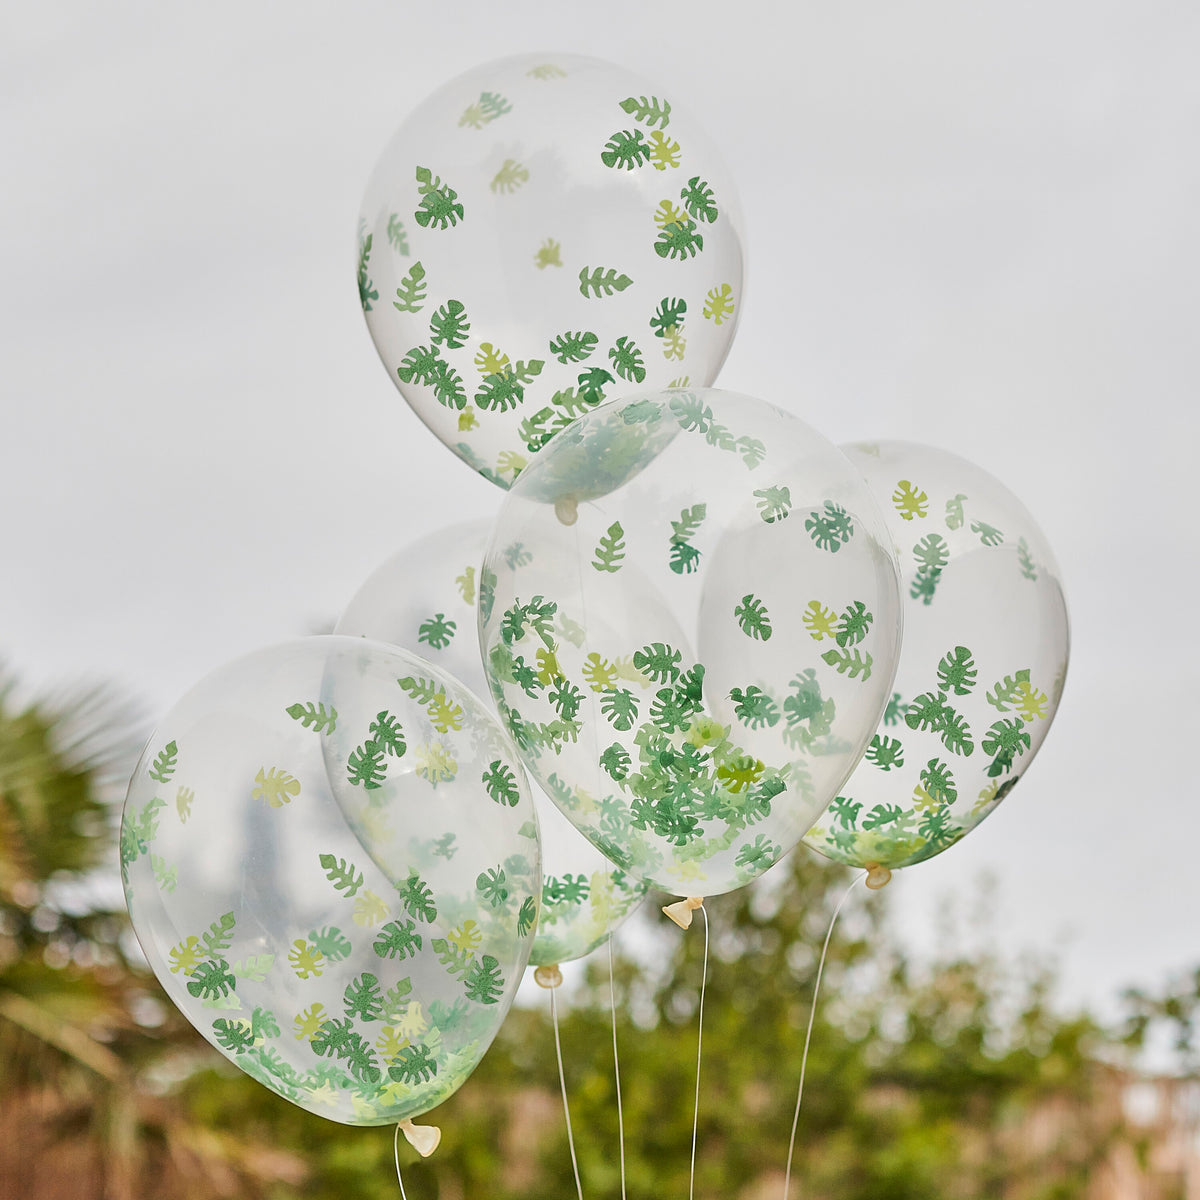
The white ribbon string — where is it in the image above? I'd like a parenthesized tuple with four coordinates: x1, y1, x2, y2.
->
(609, 937, 628, 1200)
(551, 982, 585, 1200)
(688, 903, 709, 1200)
(782, 872, 866, 1198)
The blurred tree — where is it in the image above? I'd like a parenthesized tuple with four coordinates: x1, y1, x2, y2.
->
(0, 667, 1191, 1199)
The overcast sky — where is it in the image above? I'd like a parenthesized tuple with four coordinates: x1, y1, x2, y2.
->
(3, 1, 1198, 1027)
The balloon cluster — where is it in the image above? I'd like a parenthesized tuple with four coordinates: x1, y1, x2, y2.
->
(122, 52, 1069, 1144)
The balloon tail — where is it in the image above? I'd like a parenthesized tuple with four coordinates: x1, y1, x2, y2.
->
(688, 903, 709, 1200)
(399, 1118, 441, 1158)
(782, 872, 866, 1198)
(864, 861, 892, 890)
(551, 982, 585, 1200)
(663, 895, 704, 929)
(609, 937, 628, 1200)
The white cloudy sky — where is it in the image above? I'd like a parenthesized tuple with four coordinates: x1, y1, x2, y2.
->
(2, 1, 1198, 1022)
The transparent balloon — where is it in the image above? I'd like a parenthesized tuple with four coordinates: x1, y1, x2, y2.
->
(480, 388, 904, 897)
(336, 520, 649, 966)
(802, 441, 1070, 871)
(358, 53, 746, 488)
(121, 637, 540, 1127)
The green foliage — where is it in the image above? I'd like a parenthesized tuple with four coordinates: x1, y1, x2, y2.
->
(608, 336, 646, 382)
(670, 503, 705, 547)
(647, 130, 682, 170)
(600, 128, 651, 169)
(201, 912, 237, 958)
(386, 213, 408, 253)
(754, 485, 791, 523)
(517, 896, 537, 937)
(1018, 536, 1038, 580)
(397, 873, 438, 923)
(212, 1017, 254, 1054)
(429, 299, 471, 348)
(913, 533, 950, 573)
(680, 175, 719, 222)
(633, 642, 683, 683)
(482, 759, 521, 806)
(892, 479, 928, 520)
(464, 954, 506, 1004)
(414, 165, 464, 229)
(654, 218, 704, 260)
(703, 283, 735, 324)
(971, 519, 1004, 546)
(319, 852, 364, 897)
(346, 741, 386, 789)
(591, 521, 626, 573)
(372, 918, 422, 961)
(738, 436, 766, 469)
(392, 261, 426, 312)
(982, 718, 1031, 776)
(490, 158, 529, 193)
(835, 600, 873, 647)
(390, 1043, 438, 1083)
(6, 667, 1171, 1200)
(986, 669, 1032, 711)
(619, 94, 672, 128)
(734, 594, 772, 641)
(549, 330, 598, 363)
(946, 492, 967, 528)
(805, 501, 855, 552)
(476, 867, 509, 909)
(343, 972, 384, 1022)
(307, 926, 352, 962)
(417, 613, 456, 650)
(937, 646, 978, 695)
(730, 685, 781, 729)
(865, 734, 904, 770)
(920, 757, 958, 804)
(285, 701, 337, 734)
(186, 957, 236, 1000)
(579, 266, 634, 297)
(356, 230, 377, 311)
(650, 296, 687, 337)
(820, 647, 873, 680)
(600, 742, 631, 780)
(148, 739, 178, 783)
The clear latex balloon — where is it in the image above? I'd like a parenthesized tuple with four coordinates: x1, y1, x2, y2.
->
(336, 520, 649, 966)
(358, 53, 745, 488)
(121, 637, 539, 1127)
(802, 441, 1070, 871)
(480, 389, 904, 897)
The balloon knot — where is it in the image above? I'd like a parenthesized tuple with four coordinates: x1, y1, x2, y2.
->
(399, 1118, 441, 1158)
(864, 862, 892, 890)
(662, 896, 705, 929)
(554, 496, 578, 526)
(533, 963, 564, 989)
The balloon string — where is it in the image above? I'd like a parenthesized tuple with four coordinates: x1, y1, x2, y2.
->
(688, 903, 709, 1200)
(782, 871, 866, 1199)
(609, 937, 627, 1200)
(551, 983, 585, 1200)
(393, 1124, 408, 1200)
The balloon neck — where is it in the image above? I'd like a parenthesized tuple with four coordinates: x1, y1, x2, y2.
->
(864, 862, 892, 890)
(554, 496, 579, 526)
(533, 963, 564, 989)
(399, 1118, 441, 1158)
(662, 896, 705, 929)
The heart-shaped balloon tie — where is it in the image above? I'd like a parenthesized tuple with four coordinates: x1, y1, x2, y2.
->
(662, 896, 705, 929)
